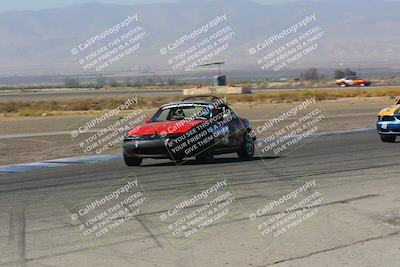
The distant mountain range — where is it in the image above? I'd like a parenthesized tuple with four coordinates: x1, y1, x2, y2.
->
(1, 0, 400, 75)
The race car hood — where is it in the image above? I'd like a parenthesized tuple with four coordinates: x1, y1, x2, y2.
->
(378, 104, 400, 116)
(128, 120, 205, 136)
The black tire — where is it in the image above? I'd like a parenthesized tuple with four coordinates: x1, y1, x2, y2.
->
(123, 154, 143, 166)
(238, 131, 255, 160)
(380, 135, 397, 143)
(196, 147, 214, 163)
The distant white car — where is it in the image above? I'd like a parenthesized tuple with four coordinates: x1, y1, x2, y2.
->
(336, 76, 371, 87)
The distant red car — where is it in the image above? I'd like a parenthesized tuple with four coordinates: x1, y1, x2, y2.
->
(336, 76, 371, 87)
(122, 96, 256, 166)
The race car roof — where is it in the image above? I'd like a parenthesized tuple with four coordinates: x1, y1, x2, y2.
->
(160, 101, 211, 109)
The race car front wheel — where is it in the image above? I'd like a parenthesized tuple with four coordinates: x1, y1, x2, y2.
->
(380, 135, 397, 143)
(123, 154, 143, 166)
(238, 132, 255, 160)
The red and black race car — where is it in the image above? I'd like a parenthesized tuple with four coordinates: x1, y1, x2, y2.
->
(123, 96, 256, 166)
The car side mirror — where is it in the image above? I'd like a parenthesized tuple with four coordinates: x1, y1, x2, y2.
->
(145, 118, 152, 123)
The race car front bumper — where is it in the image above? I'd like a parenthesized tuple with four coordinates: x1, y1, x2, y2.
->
(376, 120, 400, 135)
(123, 131, 215, 159)
(123, 136, 171, 159)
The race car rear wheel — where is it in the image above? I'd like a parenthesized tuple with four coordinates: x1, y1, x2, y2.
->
(238, 131, 255, 160)
(123, 154, 143, 166)
(380, 135, 397, 143)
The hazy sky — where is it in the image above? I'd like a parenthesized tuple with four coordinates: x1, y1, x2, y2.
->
(1, 0, 399, 12)
(0, 0, 304, 12)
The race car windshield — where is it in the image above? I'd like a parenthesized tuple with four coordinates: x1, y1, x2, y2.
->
(153, 105, 211, 122)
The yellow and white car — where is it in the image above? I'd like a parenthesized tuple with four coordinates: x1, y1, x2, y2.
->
(377, 98, 400, 142)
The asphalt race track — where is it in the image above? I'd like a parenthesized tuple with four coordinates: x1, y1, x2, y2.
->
(1, 130, 400, 267)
